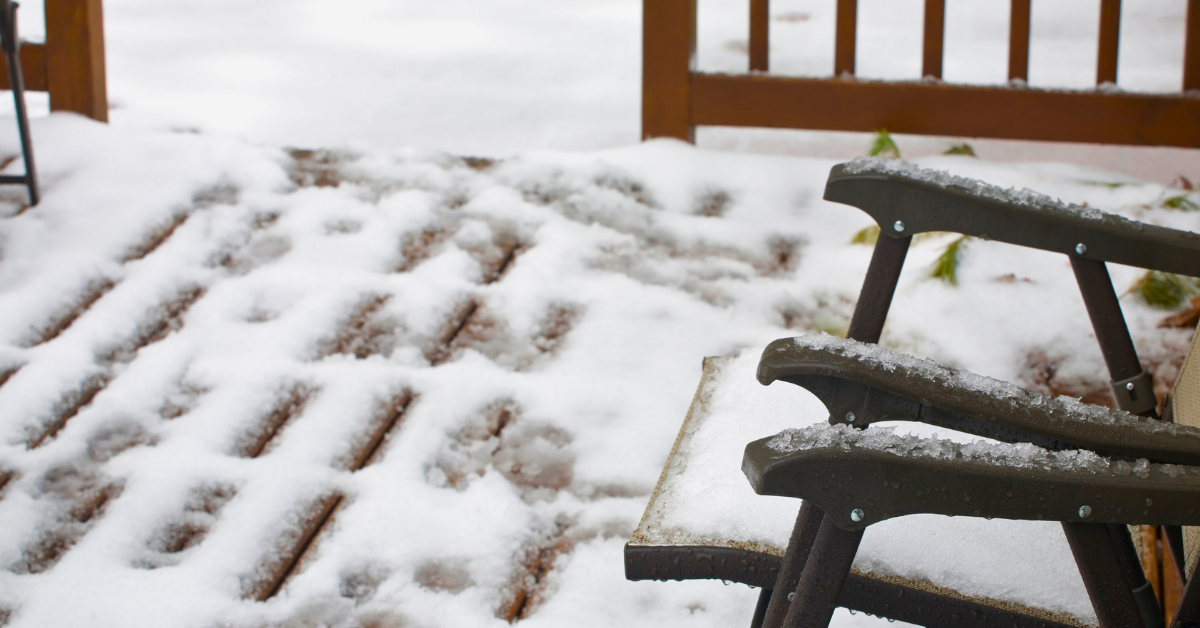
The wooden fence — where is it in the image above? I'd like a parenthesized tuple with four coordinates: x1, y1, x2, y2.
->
(0, 0, 106, 122)
(643, 0, 1200, 148)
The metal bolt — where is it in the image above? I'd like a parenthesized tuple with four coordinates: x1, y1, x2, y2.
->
(1078, 505, 1093, 518)
(893, 220, 906, 233)
(850, 508, 864, 522)
(845, 412, 856, 422)
(1126, 382, 1135, 391)
(1075, 243, 1087, 255)
(787, 592, 796, 602)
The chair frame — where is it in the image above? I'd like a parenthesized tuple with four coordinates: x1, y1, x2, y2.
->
(626, 161, 1200, 628)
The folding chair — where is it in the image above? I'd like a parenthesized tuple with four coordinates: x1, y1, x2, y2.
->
(0, 0, 37, 205)
(626, 159, 1200, 628)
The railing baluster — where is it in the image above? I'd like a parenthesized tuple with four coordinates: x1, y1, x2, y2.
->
(642, 0, 695, 141)
(1186, 0, 1200, 90)
(750, 0, 769, 72)
(1096, 0, 1121, 85)
(922, 0, 945, 79)
(835, 0, 857, 76)
(1008, 0, 1031, 82)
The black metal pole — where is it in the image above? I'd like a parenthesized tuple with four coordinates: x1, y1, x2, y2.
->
(1, 0, 36, 206)
(846, 234, 912, 344)
(780, 517, 864, 628)
(762, 234, 912, 628)
(1062, 522, 1152, 627)
(1070, 257, 1156, 417)
(761, 502, 825, 628)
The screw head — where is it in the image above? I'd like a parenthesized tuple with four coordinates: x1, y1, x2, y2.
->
(1078, 505, 1093, 518)
(1126, 382, 1135, 391)
(1075, 243, 1087, 255)
(850, 508, 865, 522)
(845, 412, 856, 422)
(893, 220, 906, 233)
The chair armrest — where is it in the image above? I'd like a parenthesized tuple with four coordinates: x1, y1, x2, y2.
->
(825, 158, 1200, 276)
(742, 423, 1200, 531)
(757, 334, 1200, 466)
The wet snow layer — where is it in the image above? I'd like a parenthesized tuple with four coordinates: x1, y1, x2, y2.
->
(0, 115, 1195, 627)
(786, 332, 1198, 437)
(843, 157, 1109, 221)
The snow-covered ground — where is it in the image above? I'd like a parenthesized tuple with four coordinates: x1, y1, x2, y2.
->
(0, 0, 1194, 626)
(0, 114, 1195, 628)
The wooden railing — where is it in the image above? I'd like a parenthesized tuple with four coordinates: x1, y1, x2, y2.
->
(0, 0, 106, 122)
(643, 0, 1200, 148)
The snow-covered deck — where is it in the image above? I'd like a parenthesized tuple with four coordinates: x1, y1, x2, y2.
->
(0, 115, 1196, 627)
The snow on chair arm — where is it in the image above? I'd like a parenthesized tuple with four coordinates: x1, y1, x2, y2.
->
(742, 423, 1200, 532)
(757, 334, 1200, 467)
(824, 158, 1200, 277)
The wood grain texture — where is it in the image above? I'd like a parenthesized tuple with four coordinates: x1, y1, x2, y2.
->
(921, 0, 944, 79)
(834, 0, 856, 76)
(1186, 0, 1200, 90)
(1097, 0, 1121, 85)
(45, 0, 107, 121)
(642, 0, 694, 141)
(0, 44, 46, 91)
(1008, 0, 1031, 82)
(749, 0, 768, 72)
(691, 73, 1200, 147)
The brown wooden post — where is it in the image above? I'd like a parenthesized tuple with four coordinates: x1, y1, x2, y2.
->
(642, 0, 695, 141)
(45, 0, 107, 122)
(922, 0, 945, 79)
(1186, 0, 1200, 90)
(750, 0, 769, 72)
(835, 0, 856, 76)
(1008, 0, 1031, 82)
(1097, 0, 1121, 85)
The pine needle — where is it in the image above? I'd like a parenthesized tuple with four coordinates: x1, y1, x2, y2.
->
(1131, 271, 1200, 309)
(850, 225, 879, 245)
(944, 143, 975, 157)
(869, 129, 901, 159)
(930, 236, 969, 286)
(1164, 195, 1199, 211)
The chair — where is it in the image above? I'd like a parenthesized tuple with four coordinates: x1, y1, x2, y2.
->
(626, 159, 1200, 628)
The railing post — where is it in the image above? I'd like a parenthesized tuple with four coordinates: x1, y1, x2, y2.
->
(1008, 0, 1031, 82)
(45, 0, 107, 122)
(834, 0, 857, 76)
(921, 0, 945, 79)
(1097, 0, 1121, 85)
(750, 0, 769, 72)
(642, 0, 695, 142)
(1186, 0, 1200, 90)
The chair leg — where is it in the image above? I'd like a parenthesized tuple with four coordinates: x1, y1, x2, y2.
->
(750, 588, 772, 628)
(845, 233, 912, 344)
(762, 502, 825, 628)
(1063, 521, 1157, 627)
(1171, 545, 1200, 627)
(760, 232, 911, 628)
(780, 515, 863, 628)
(0, 0, 37, 206)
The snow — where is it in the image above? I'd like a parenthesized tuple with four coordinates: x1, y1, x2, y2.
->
(0, 1, 1192, 626)
(633, 351, 1095, 626)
